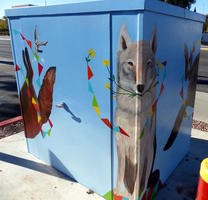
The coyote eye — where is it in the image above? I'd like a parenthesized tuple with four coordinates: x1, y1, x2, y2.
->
(127, 61, 134, 67)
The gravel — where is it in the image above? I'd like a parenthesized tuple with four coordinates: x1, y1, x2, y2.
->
(192, 119, 208, 132)
(0, 120, 24, 139)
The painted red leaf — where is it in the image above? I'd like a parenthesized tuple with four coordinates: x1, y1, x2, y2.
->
(113, 194, 122, 200)
(38, 63, 43, 76)
(40, 128, 43, 137)
(119, 127, 129, 137)
(16, 64, 20, 71)
(20, 33, 25, 40)
(26, 39, 32, 49)
(101, 118, 112, 129)
(88, 65, 93, 80)
(48, 119, 53, 128)
(180, 87, 184, 99)
(152, 99, 158, 112)
(159, 83, 164, 96)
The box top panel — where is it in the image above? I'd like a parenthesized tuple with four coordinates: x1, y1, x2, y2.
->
(5, 0, 205, 23)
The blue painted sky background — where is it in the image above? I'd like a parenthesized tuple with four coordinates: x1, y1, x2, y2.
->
(0, 0, 208, 18)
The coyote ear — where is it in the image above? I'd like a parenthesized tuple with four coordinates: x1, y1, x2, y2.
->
(118, 24, 131, 51)
(151, 26, 157, 54)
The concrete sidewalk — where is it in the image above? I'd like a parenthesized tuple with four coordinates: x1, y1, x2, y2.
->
(200, 45, 208, 51)
(0, 129, 207, 200)
(0, 36, 10, 41)
(0, 132, 104, 200)
(155, 129, 208, 200)
(193, 91, 208, 123)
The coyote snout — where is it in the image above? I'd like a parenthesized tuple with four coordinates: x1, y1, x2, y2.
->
(114, 24, 157, 200)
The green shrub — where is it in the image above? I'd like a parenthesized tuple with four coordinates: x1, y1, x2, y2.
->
(203, 15, 208, 32)
(0, 17, 9, 35)
(161, 0, 196, 9)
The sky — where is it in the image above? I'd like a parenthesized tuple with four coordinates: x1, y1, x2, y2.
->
(0, 0, 208, 18)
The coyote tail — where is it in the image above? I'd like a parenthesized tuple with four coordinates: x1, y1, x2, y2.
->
(163, 103, 186, 151)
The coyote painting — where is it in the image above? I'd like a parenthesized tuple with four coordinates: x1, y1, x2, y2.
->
(114, 24, 158, 199)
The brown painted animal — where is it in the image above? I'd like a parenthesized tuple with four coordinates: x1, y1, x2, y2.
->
(20, 47, 56, 138)
(164, 43, 200, 151)
(114, 24, 158, 199)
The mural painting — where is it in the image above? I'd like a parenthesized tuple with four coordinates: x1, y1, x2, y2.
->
(113, 24, 164, 200)
(104, 23, 200, 200)
(85, 24, 166, 199)
(85, 48, 129, 137)
(9, 14, 201, 200)
(13, 27, 56, 138)
(164, 42, 200, 151)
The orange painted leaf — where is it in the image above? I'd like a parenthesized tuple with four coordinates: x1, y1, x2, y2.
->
(101, 118, 112, 129)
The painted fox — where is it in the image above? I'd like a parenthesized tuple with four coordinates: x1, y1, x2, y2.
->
(20, 47, 56, 138)
(114, 24, 158, 199)
(163, 43, 200, 151)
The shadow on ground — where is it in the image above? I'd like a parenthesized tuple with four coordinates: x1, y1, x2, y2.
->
(0, 151, 77, 182)
(155, 137, 208, 200)
(0, 61, 13, 65)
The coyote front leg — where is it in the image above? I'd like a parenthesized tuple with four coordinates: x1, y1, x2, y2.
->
(115, 141, 126, 196)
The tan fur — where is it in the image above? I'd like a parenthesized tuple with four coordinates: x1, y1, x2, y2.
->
(114, 24, 157, 199)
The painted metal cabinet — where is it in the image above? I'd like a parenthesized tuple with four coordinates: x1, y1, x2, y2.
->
(6, 1, 205, 199)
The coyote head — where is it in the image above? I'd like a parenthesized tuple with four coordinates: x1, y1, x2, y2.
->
(116, 24, 157, 114)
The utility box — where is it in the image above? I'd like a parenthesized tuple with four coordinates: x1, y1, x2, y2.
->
(6, 0, 205, 199)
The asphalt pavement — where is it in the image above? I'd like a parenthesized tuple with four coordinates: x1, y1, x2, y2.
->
(0, 36, 20, 121)
(197, 48, 208, 93)
(0, 36, 13, 61)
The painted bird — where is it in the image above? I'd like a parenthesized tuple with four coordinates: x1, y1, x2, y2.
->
(35, 25, 48, 53)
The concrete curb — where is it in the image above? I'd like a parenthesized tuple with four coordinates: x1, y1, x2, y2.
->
(201, 47, 208, 51)
(0, 116, 22, 127)
(0, 131, 104, 200)
(200, 45, 208, 51)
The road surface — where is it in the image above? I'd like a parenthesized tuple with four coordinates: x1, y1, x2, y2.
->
(0, 36, 13, 61)
(197, 48, 208, 93)
(0, 36, 20, 121)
